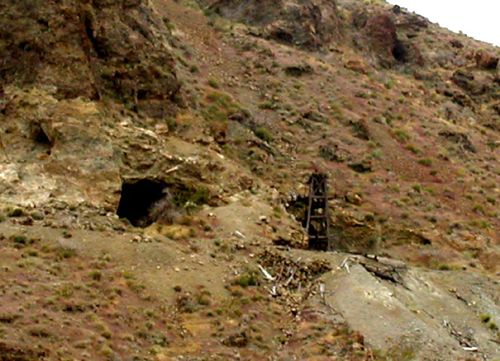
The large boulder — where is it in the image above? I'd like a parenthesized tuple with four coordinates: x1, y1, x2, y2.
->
(202, 0, 343, 49)
(451, 69, 491, 97)
(356, 11, 424, 68)
(0, 0, 181, 118)
(475, 50, 499, 70)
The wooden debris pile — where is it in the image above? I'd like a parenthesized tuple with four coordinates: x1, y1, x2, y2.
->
(257, 249, 331, 295)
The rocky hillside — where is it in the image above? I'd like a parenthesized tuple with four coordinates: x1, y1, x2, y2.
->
(0, 0, 498, 360)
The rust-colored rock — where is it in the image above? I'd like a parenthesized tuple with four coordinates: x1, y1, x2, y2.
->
(450, 39, 464, 49)
(362, 12, 424, 67)
(344, 57, 370, 74)
(365, 14, 398, 67)
(475, 50, 499, 70)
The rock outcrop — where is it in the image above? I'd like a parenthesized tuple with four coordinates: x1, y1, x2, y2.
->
(0, 87, 121, 207)
(0, 0, 181, 118)
(475, 50, 499, 70)
(202, 0, 343, 49)
(362, 12, 424, 67)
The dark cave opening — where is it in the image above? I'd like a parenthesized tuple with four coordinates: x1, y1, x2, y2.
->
(117, 179, 167, 227)
(34, 127, 50, 145)
(32, 124, 52, 154)
(392, 39, 408, 62)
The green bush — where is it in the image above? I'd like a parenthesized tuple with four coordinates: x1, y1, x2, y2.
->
(7, 208, 24, 217)
(480, 314, 491, 323)
(89, 270, 102, 281)
(172, 186, 210, 208)
(208, 78, 220, 89)
(11, 235, 28, 245)
(393, 128, 410, 143)
(254, 127, 273, 142)
(190, 187, 210, 205)
(233, 270, 259, 288)
(418, 158, 433, 167)
(202, 91, 241, 123)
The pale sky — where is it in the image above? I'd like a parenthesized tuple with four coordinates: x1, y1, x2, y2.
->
(387, 0, 500, 47)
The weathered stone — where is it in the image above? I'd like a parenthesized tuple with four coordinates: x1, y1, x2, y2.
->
(438, 131, 476, 153)
(348, 160, 372, 173)
(450, 39, 464, 49)
(0, 87, 121, 208)
(451, 69, 489, 96)
(364, 14, 398, 67)
(202, 0, 343, 49)
(0, 0, 181, 118)
(362, 12, 424, 67)
(475, 50, 499, 70)
(344, 58, 369, 74)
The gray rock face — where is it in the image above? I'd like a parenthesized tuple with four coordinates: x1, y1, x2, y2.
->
(317, 258, 500, 360)
(202, 0, 343, 49)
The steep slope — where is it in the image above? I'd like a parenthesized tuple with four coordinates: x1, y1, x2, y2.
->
(0, 0, 499, 360)
(0, 0, 181, 114)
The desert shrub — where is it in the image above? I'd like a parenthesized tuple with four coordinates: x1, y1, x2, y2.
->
(393, 128, 410, 143)
(202, 91, 241, 123)
(258, 101, 278, 110)
(11, 235, 29, 245)
(208, 78, 220, 89)
(189, 187, 210, 205)
(254, 127, 273, 142)
(89, 270, 102, 281)
(233, 269, 259, 288)
(7, 208, 24, 217)
(56, 246, 77, 260)
(480, 314, 491, 323)
(405, 144, 421, 154)
(438, 264, 451, 271)
(371, 149, 383, 159)
(418, 158, 433, 167)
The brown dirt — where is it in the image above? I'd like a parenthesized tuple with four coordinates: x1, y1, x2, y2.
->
(0, 0, 498, 359)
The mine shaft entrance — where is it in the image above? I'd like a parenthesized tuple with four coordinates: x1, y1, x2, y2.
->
(116, 179, 166, 227)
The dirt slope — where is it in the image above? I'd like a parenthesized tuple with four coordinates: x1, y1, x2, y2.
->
(0, 0, 499, 360)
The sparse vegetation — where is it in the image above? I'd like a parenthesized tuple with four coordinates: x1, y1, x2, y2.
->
(393, 128, 410, 143)
(89, 270, 102, 281)
(233, 269, 259, 288)
(418, 158, 433, 167)
(480, 314, 491, 323)
(202, 91, 241, 122)
(254, 126, 273, 142)
(0, 0, 499, 359)
(208, 78, 220, 89)
(7, 208, 24, 217)
(11, 234, 29, 245)
(56, 246, 77, 260)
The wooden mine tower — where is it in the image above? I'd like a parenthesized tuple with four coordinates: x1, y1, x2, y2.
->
(305, 172, 332, 251)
